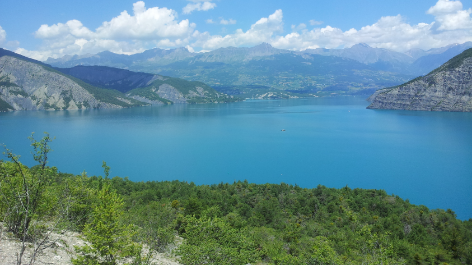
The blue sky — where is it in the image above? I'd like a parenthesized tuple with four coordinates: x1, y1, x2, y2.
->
(0, 0, 471, 60)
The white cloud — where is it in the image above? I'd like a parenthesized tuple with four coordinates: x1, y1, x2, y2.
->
(427, 0, 463, 14)
(271, 15, 435, 52)
(291, 23, 306, 32)
(36, 20, 93, 39)
(427, 0, 472, 30)
(20, 1, 195, 60)
(95, 2, 195, 39)
(309, 20, 323, 26)
(185, 45, 194, 53)
(220, 18, 236, 25)
(182, 1, 216, 14)
(0, 26, 6, 45)
(35, 1, 196, 41)
(206, 19, 215, 24)
(266, 0, 472, 53)
(192, 9, 283, 50)
(12, 0, 472, 61)
(192, 0, 472, 52)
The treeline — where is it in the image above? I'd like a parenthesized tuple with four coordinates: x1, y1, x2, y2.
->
(1, 134, 471, 264)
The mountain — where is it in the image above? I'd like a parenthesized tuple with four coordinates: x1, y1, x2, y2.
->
(56, 65, 236, 105)
(194, 42, 289, 63)
(409, 42, 472, 75)
(0, 48, 146, 111)
(367, 48, 472, 112)
(304, 43, 415, 65)
(0, 49, 235, 111)
(154, 52, 412, 97)
(57, 66, 156, 93)
(43, 43, 421, 96)
(43, 42, 472, 98)
(303, 43, 417, 74)
(45, 47, 195, 69)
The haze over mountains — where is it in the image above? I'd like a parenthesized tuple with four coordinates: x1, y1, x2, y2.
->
(46, 42, 472, 74)
(2, 41, 471, 112)
(0, 48, 235, 111)
(45, 42, 472, 97)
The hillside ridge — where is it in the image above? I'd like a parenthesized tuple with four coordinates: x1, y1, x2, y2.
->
(367, 48, 472, 112)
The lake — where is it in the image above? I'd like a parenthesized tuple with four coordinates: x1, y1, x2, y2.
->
(1, 96, 471, 220)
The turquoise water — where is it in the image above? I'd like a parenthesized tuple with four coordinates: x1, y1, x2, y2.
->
(1, 97, 471, 219)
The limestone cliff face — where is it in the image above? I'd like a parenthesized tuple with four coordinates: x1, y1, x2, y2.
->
(0, 55, 143, 111)
(367, 49, 472, 112)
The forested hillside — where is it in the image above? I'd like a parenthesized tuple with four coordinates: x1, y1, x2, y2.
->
(1, 134, 471, 264)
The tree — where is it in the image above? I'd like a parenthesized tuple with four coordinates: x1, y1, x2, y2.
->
(0, 132, 64, 265)
(309, 236, 342, 265)
(72, 183, 142, 265)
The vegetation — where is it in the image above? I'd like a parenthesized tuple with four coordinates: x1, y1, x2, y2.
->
(1, 134, 472, 264)
(0, 76, 20, 88)
(0, 76, 20, 111)
(146, 53, 414, 97)
(126, 86, 173, 105)
(127, 77, 240, 104)
(435, 48, 472, 73)
(0, 97, 14, 111)
(372, 48, 472, 98)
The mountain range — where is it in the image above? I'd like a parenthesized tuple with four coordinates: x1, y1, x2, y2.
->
(0, 48, 236, 112)
(44, 42, 472, 97)
(367, 48, 472, 112)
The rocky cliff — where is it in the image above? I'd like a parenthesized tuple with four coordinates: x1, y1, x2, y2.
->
(0, 54, 144, 111)
(367, 48, 472, 112)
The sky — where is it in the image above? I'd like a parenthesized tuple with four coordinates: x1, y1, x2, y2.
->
(0, 0, 471, 61)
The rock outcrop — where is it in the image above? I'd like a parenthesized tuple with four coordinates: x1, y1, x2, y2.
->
(0, 50, 144, 111)
(367, 48, 472, 112)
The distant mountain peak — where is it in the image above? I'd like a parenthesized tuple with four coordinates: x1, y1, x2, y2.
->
(249, 43, 281, 55)
(351, 43, 372, 49)
(97, 50, 116, 55)
(256, 42, 273, 48)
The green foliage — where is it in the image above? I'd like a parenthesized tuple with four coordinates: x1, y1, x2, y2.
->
(107, 179, 472, 265)
(72, 184, 142, 265)
(0, 133, 74, 264)
(1, 133, 56, 239)
(127, 201, 177, 253)
(176, 215, 261, 265)
(310, 236, 342, 265)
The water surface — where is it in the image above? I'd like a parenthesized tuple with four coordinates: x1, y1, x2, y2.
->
(1, 97, 471, 219)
